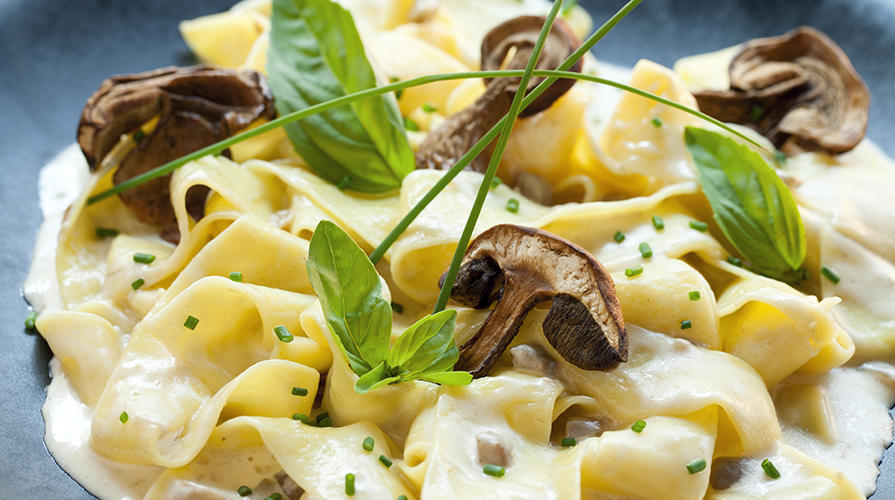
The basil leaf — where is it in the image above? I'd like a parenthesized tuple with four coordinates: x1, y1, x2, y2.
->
(415, 370, 474, 386)
(354, 362, 400, 394)
(268, 0, 414, 192)
(684, 127, 806, 279)
(387, 310, 457, 372)
(306, 220, 391, 375)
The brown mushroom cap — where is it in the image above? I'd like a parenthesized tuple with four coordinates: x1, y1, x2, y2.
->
(77, 65, 276, 225)
(441, 224, 627, 378)
(415, 16, 582, 172)
(692, 26, 870, 155)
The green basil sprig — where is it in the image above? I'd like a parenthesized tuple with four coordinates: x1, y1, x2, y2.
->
(267, 0, 414, 192)
(684, 127, 807, 283)
(307, 220, 472, 393)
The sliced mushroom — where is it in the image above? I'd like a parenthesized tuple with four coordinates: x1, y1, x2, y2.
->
(441, 224, 627, 377)
(509, 344, 556, 377)
(692, 27, 870, 155)
(275, 470, 305, 500)
(476, 431, 514, 468)
(77, 65, 276, 225)
(415, 16, 582, 172)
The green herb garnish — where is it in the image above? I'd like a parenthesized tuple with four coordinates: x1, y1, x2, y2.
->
(820, 266, 841, 284)
(490, 177, 502, 190)
(560, 0, 579, 16)
(131, 278, 145, 291)
(727, 256, 743, 267)
(689, 291, 700, 301)
(363, 436, 374, 452)
(229, 271, 243, 282)
(625, 266, 643, 277)
(687, 458, 707, 474)
(267, 0, 413, 193)
(265, 494, 283, 500)
(95, 227, 119, 238)
(639, 242, 652, 258)
(750, 105, 765, 123)
(689, 220, 708, 232)
(379, 455, 393, 468)
(761, 458, 781, 479)
(390, 302, 404, 314)
(614, 230, 625, 243)
(652, 215, 664, 230)
(237, 486, 252, 497)
(483, 464, 506, 478)
(306, 221, 471, 393)
(133, 129, 146, 144)
(274, 325, 294, 343)
(561, 438, 576, 447)
(506, 198, 520, 213)
(25, 311, 37, 330)
(651, 116, 663, 128)
(292, 413, 309, 423)
(631, 420, 646, 432)
(292, 387, 308, 396)
(422, 103, 438, 113)
(133, 253, 155, 264)
(404, 117, 420, 132)
(681, 320, 692, 330)
(685, 127, 806, 284)
(345, 473, 355, 496)
(184, 315, 199, 330)
(119, 411, 128, 424)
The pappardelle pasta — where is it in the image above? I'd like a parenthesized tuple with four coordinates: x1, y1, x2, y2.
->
(24, 0, 895, 499)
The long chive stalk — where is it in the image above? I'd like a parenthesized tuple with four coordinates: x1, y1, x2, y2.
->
(431, 0, 563, 312)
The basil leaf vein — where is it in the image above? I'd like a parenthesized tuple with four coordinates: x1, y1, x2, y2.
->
(268, 0, 413, 192)
(684, 127, 806, 280)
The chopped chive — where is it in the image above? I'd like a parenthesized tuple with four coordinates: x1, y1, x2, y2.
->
(292, 387, 309, 397)
(688, 291, 701, 301)
(237, 486, 252, 497)
(274, 325, 294, 343)
(363, 436, 375, 452)
(25, 311, 37, 330)
(390, 77, 403, 99)
(761, 458, 781, 479)
(614, 230, 625, 243)
(133, 253, 156, 264)
(639, 242, 653, 258)
(119, 411, 128, 424)
(689, 221, 708, 232)
(727, 256, 743, 267)
(264, 494, 282, 500)
(379, 455, 393, 468)
(625, 265, 643, 277)
(229, 271, 243, 282)
(318, 417, 333, 427)
(131, 278, 145, 291)
(483, 464, 505, 478)
(316, 412, 330, 424)
(336, 176, 352, 190)
(681, 320, 692, 330)
(307, 420, 318, 427)
(292, 413, 309, 424)
(750, 105, 765, 123)
(631, 420, 646, 433)
(490, 177, 502, 190)
(560, 438, 576, 447)
(133, 129, 146, 143)
(391, 302, 404, 314)
(506, 198, 520, 213)
(820, 266, 841, 284)
(687, 458, 707, 474)
(774, 151, 787, 165)
(184, 315, 199, 330)
(651, 116, 663, 128)
(652, 215, 664, 230)
(398, 496, 408, 500)
(95, 227, 119, 238)
(422, 102, 438, 113)
(404, 117, 419, 132)
(345, 473, 355, 496)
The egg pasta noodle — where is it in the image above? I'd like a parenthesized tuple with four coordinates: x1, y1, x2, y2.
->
(26, 0, 895, 499)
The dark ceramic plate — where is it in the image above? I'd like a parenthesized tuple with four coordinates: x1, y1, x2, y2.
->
(1, 0, 894, 498)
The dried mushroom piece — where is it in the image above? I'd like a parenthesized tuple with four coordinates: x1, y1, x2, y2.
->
(693, 27, 870, 155)
(77, 65, 276, 225)
(441, 224, 627, 378)
(415, 16, 582, 172)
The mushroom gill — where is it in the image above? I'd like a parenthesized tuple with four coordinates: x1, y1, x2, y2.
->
(77, 65, 276, 226)
(692, 26, 870, 155)
(440, 224, 627, 378)
(415, 16, 582, 173)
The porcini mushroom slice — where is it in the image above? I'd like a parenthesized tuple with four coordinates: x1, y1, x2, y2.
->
(77, 65, 276, 225)
(415, 16, 582, 173)
(442, 224, 627, 378)
(692, 27, 870, 155)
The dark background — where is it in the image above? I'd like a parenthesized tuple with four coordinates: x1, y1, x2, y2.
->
(1, 0, 894, 498)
